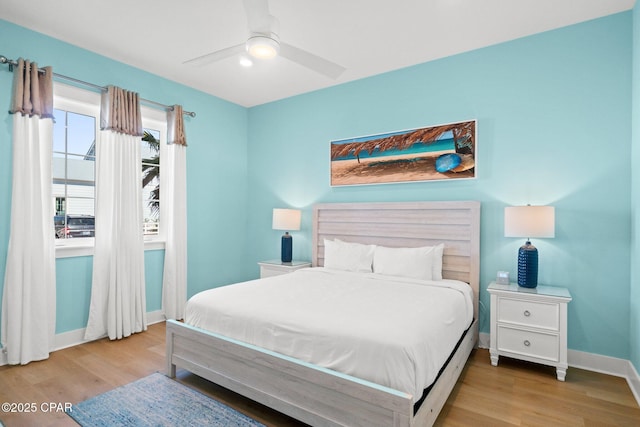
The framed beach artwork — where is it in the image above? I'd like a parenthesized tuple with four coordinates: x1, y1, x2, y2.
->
(330, 119, 477, 186)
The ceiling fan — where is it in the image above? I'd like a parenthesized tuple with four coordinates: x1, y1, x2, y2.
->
(183, 0, 345, 79)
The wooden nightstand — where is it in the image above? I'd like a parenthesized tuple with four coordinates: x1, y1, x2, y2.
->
(488, 281, 572, 381)
(258, 260, 312, 278)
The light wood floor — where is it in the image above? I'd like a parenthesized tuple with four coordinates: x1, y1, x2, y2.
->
(0, 322, 638, 426)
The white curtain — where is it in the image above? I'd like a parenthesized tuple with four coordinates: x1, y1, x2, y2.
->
(84, 86, 146, 341)
(1, 59, 56, 364)
(162, 105, 187, 320)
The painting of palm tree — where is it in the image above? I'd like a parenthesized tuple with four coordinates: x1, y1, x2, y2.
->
(330, 120, 476, 186)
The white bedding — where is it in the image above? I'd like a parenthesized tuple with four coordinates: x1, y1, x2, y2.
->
(185, 267, 473, 402)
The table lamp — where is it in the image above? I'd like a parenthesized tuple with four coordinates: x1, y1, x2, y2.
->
(272, 208, 301, 263)
(504, 205, 555, 288)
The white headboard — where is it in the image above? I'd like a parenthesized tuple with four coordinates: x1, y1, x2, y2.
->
(312, 201, 481, 318)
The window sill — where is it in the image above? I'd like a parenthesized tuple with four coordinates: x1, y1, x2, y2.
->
(55, 238, 165, 259)
(144, 239, 166, 251)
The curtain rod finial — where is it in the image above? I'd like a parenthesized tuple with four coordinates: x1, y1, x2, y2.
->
(0, 55, 15, 71)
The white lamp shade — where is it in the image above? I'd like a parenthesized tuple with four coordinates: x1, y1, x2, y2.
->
(272, 208, 301, 231)
(504, 205, 555, 238)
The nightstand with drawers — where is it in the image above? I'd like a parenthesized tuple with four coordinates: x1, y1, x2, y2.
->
(258, 260, 312, 278)
(488, 281, 572, 381)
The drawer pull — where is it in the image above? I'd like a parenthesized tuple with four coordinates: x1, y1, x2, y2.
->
(524, 310, 531, 317)
(524, 340, 531, 347)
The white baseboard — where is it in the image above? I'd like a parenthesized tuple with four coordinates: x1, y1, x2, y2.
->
(628, 360, 640, 405)
(479, 332, 640, 406)
(568, 348, 629, 377)
(0, 310, 166, 366)
(478, 331, 490, 349)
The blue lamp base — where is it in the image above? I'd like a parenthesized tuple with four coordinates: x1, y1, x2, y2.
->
(281, 232, 292, 263)
(517, 240, 538, 288)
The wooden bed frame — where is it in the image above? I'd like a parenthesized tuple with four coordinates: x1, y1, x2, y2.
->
(167, 201, 480, 426)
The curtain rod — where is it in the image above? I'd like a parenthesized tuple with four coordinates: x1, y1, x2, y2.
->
(0, 55, 196, 118)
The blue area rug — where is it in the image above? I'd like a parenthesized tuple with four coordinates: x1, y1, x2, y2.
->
(67, 372, 265, 426)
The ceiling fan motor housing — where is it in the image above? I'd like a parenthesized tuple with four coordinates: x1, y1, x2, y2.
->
(246, 34, 280, 59)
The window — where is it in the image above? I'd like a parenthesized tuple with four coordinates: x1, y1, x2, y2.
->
(53, 97, 98, 240)
(142, 128, 160, 236)
(140, 112, 167, 240)
(53, 83, 167, 255)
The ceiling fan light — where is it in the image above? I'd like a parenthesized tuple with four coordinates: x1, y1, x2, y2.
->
(246, 35, 280, 59)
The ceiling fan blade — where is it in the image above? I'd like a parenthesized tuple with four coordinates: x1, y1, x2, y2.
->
(279, 43, 346, 80)
(243, 0, 272, 34)
(183, 44, 246, 67)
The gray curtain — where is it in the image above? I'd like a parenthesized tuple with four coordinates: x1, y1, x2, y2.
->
(100, 85, 143, 136)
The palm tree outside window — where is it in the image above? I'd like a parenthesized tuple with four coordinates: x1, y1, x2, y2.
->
(141, 129, 160, 236)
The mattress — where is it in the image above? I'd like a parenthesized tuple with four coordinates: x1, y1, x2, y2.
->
(185, 267, 473, 402)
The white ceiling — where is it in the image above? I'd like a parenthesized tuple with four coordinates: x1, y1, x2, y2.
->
(0, 0, 635, 107)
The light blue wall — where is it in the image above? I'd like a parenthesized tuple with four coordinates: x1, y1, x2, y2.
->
(247, 13, 633, 358)
(0, 12, 636, 362)
(0, 19, 251, 336)
(631, 4, 640, 374)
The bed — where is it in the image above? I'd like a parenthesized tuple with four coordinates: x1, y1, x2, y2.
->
(166, 200, 480, 427)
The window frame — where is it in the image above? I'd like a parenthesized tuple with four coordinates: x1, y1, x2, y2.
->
(53, 83, 167, 258)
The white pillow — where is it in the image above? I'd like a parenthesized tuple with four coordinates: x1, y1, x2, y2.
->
(432, 243, 445, 281)
(323, 239, 376, 273)
(373, 245, 442, 281)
